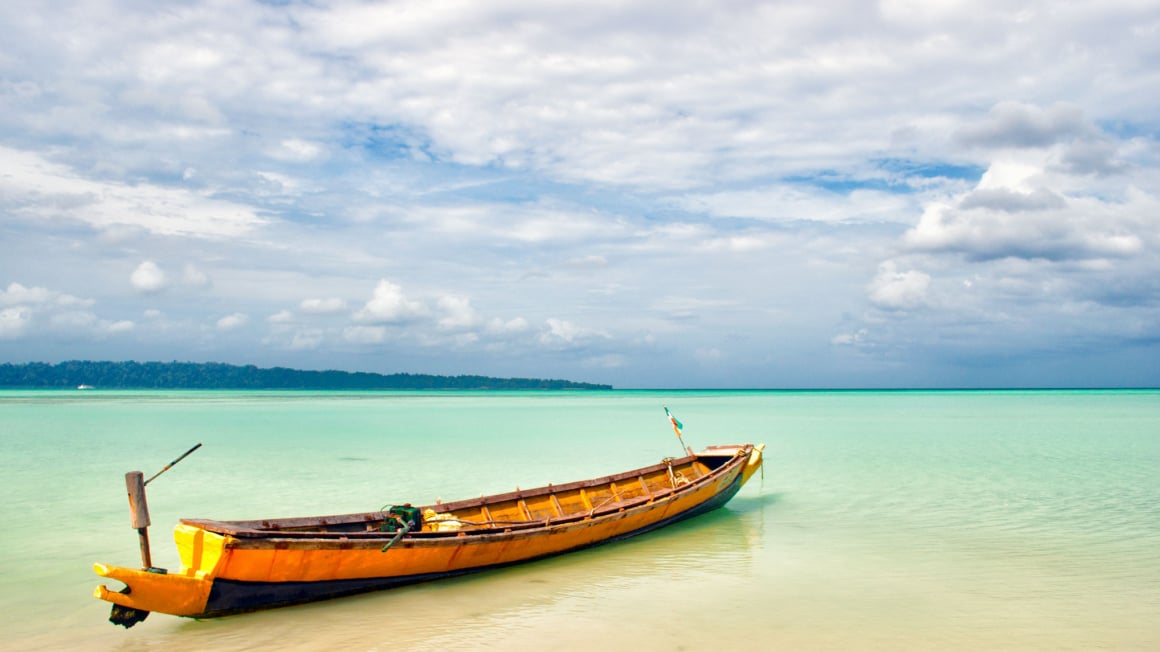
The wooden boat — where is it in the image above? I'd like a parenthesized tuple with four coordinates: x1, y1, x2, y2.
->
(94, 443, 764, 626)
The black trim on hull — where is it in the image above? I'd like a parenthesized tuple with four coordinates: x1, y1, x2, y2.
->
(198, 472, 746, 618)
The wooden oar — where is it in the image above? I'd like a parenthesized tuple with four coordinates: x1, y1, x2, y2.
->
(144, 442, 202, 486)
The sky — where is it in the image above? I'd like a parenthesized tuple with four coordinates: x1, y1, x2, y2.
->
(1, 0, 1158, 389)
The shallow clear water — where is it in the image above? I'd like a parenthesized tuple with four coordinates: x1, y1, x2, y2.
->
(1, 390, 1157, 650)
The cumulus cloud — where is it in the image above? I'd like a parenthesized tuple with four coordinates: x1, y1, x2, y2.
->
(216, 313, 249, 330)
(343, 325, 387, 344)
(182, 264, 212, 288)
(436, 295, 479, 330)
(1058, 138, 1127, 176)
(353, 280, 427, 323)
(289, 329, 324, 350)
(868, 262, 931, 310)
(831, 329, 869, 346)
(0, 307, 32, 339)
(130, 261, 169, 294)
(958, 187, 1066, 212)
(843, 94, 1159, 377)
(541, 318, 583, 344)
(538, 318, 609, 347)
(2, 3, 1159, 387)
(955, 102, 1092, 149)
(271, 138, 325, 162)
(0, 282, 92, 308)
(0, 282, 134, 339)
(903, 174, 1147, 263)
(107, 320, 135, 333)
(486, 317, 530, 334)
(300, 297, 348, 314)
(0, 147, 266, 237)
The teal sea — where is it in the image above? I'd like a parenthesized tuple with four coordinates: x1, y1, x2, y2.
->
(1, 390, 1157, 650)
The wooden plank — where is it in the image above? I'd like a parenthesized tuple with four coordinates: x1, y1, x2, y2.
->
(125, 471, 152, 568)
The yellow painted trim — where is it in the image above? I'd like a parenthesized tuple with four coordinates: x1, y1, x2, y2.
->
(740, 444, 765, 486)
(175, 523, 230, 574)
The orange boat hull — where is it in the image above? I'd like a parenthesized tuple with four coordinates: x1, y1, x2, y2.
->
(95, 444, 764, 621)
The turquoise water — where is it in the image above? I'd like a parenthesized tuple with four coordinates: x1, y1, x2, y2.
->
(1, 390, 1158, 650)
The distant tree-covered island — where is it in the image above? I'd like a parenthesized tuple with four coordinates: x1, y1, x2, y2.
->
(0, 361, 612, 391)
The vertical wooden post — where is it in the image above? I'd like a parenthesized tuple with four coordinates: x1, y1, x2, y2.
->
(125, 471, 152, 569)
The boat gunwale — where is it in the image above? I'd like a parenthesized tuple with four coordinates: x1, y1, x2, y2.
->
(181, 447, 752, 540)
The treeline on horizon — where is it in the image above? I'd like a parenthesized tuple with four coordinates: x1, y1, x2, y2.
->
(0, 361, 612, 391)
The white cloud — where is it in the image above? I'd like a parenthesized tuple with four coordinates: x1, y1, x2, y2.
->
(903, 158, 1151, 263)
(344, 325, 387, 344)
(182, 264, 211, 288)
(216, 313, 249, 330)
(0, 147, 267, 237)
(106, 320, 135, 333)
(0, 283, 136, 339)
(975, 160, 1046, 194)
(0, 307, 32, 339)
(300, 297, 348, 314)
(955, 102, 1092, 150)
(353, 280, 427, 323)
(566, 255, 608, 268)
(0, 282, 92, 308)
(1, 2, 1159, 387)
(50, 310, 97, 330)
(0, 283, 50, 306)
(869, 262, 931, 310)
(671, 186, 918, 224)
(831, 329, 869, 346)
(541, 318, 583, 344)
(486, 317, 530, 334)
(436, 295, 479, 330)
(289, 329, 324, 350)
(538, 318, 609, 347)
(271, 138, 325, 162)
(130, 261, 169, 294)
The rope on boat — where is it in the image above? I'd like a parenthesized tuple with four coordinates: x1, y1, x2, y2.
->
(587, 494, 619, 517)
(430, 517, 531, 527)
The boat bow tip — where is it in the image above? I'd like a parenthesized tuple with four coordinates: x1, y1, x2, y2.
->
(92, 562, 214, 622)
(741, 443, 765, 486)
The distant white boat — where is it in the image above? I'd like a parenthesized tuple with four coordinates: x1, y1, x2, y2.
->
(77, 384, 95, 390)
